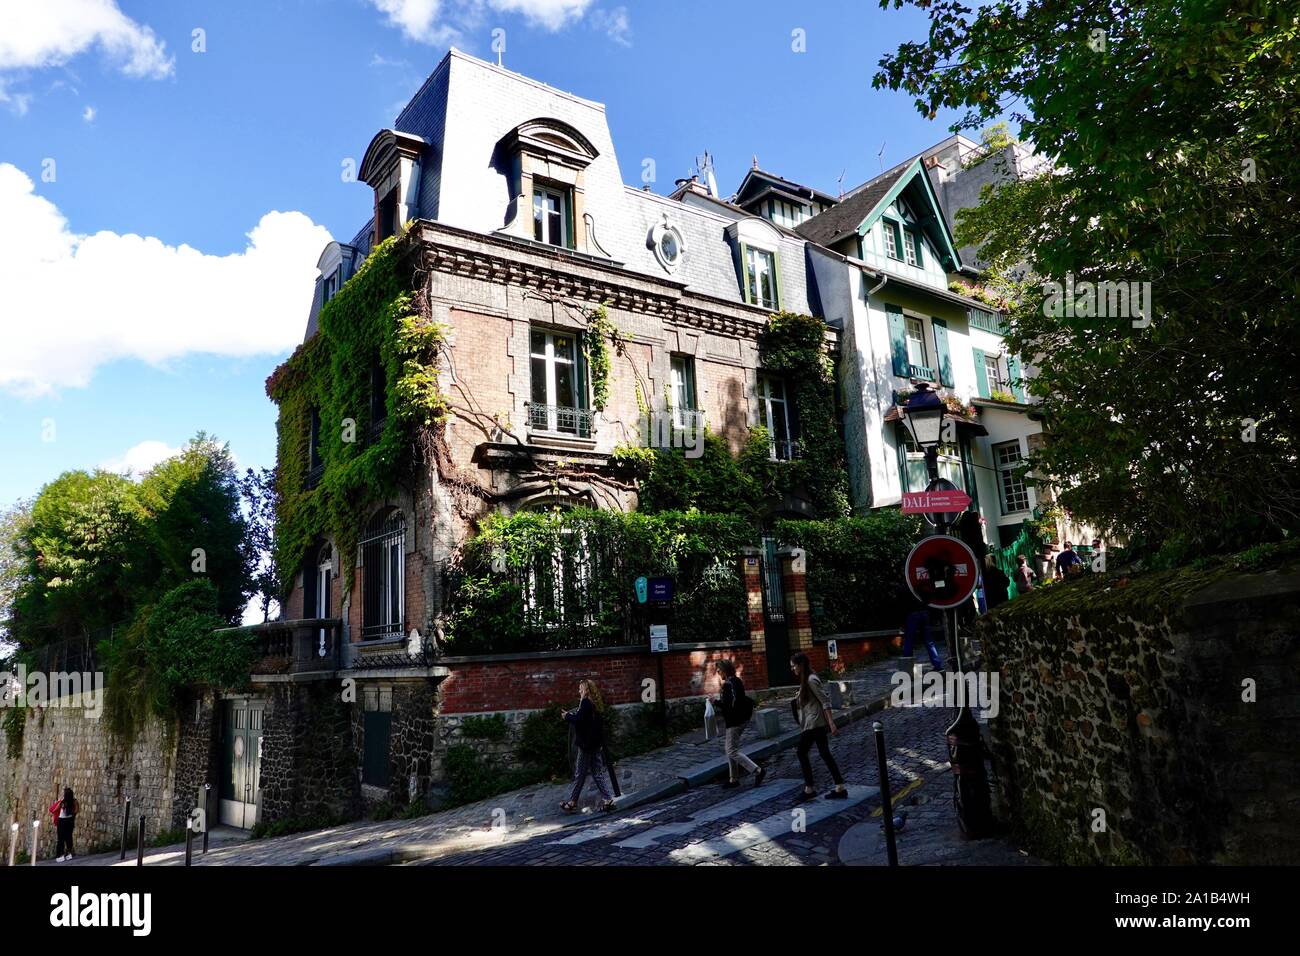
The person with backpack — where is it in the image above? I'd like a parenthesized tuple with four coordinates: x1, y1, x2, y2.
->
(713, 659, 765, 789)
(560, 678, 615, 813)
(789, 652, 848, 802)
(49, 787, 78, 862)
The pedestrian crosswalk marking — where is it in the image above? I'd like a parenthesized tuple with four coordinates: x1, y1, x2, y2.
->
(613, 780, 802, 850)
(667, 784, 878, 863)
(545, 794, 695, 846)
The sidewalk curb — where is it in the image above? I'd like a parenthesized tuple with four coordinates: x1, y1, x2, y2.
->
(612, 687, 894, 809)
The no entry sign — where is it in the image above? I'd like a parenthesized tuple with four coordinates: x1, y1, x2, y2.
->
(904, 534, 980, 609)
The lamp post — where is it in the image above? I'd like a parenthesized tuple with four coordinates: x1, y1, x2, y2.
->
(900, 382, 994, 837)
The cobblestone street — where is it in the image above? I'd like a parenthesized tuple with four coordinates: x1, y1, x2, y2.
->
(417, 702, 1042, 867)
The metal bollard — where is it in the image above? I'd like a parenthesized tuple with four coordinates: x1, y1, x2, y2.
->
(873, 721, 899, 867)
(185, 820, 193, 867)
(136, 816, 145, 866)
(30, 820, 39, 866)
(7, 822, 16, 867)
(120, 796, 131, 861)
(202, 784, 211, 853)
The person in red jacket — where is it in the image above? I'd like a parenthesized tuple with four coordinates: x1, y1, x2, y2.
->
(49, 787, 78, 862)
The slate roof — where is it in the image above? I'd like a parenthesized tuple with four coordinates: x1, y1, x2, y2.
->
(795, 167, 907, 248)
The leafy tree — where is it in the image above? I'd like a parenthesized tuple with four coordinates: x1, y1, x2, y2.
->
(876, 0, 1300, 563)
(0, 499, 32, 650)
(239, 466, 280, 623)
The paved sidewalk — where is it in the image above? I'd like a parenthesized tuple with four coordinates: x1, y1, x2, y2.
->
(50, 653, 920, 867)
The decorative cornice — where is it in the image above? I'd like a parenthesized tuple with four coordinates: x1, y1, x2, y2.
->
(415, 220, 793, 343)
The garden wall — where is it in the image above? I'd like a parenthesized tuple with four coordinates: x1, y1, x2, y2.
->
(0, 690, 212, 861)
(979, 567, 1300, 864)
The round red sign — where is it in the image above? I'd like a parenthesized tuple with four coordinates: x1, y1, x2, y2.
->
(904, 534, 980, 609)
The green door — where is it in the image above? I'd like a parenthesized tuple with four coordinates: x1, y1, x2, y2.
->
(220, 700, 264, 829)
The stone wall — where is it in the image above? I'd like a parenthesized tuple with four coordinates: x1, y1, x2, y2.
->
(257, 681, 361, 825)
(979, 568, 1300, 865)
(0, 692, 181, 860)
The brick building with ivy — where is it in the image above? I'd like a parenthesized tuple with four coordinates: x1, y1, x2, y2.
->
(224, 48, 893, 828)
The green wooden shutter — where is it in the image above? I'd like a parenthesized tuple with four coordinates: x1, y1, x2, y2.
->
(895, 425, 910, 493)
(972, 347, 990, 398)
(932, 317, 954, 387)
(1007, 353, 1026, 402)
(886, 304, 909, 377)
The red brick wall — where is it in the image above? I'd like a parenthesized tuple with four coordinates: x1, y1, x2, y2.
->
(438, 645, 767, 714)
(801, 633, 901, 676)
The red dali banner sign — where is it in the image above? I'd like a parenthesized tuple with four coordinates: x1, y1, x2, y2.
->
(901, 490, 973, 514)
(904, 534, 980, 609)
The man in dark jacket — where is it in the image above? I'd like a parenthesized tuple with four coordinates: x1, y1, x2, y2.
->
(983, 556, 1012, 610)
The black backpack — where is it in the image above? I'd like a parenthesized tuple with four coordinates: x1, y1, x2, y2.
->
(730, 678, 755, 723)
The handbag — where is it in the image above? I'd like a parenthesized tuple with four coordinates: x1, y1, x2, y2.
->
(703, 698, 720, 740)
(731, 679, 756, 724)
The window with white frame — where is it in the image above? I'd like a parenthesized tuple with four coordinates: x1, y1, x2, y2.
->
(900, 431, 965, 493)
(532, 185, 568, 247)
(744, 245, 779, 309)
(528, 328, 589, 436)
(905, 316, 929, 371)
(903, 230, 920, 266)
(669, 354, 698, 428)
(759, 374, 797, 460)
(522, 500, 595, 631)
(985, 352, 1009, 394)
(883, 220, 903, 260)
(995, 440, 1030, 514)
(361, 509, 404, 640)
(314, 545, 332, 657)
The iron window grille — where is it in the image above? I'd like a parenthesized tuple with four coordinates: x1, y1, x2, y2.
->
(360, 509, 405, 641)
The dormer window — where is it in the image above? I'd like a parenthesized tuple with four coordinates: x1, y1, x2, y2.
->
(744, 245, 779, 309)
(532, 185, 569, 247)
(649, 216, 686, 272)
(498, 118, 599, 253)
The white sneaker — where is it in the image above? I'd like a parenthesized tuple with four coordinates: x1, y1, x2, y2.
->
(56, 855, 66, 862)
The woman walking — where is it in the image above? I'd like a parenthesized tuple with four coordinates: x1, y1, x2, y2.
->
(789, 653, 848, 802)
(560, 678, 615, 813)
(50, 787, 78, 862)
(713, 660, 765, 789)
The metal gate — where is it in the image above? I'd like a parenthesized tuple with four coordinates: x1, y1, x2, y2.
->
(760, 536, 794, 686)
(219, 700, 265, 829)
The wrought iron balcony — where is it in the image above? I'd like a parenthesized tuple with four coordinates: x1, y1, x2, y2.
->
(526, 402, 592, 438)
(242, 618, 343, 675)
(769, 439, 803, 462)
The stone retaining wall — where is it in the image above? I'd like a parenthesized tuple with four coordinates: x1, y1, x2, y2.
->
(0, 692, 182, 860)
(979, 568, 1300, 865)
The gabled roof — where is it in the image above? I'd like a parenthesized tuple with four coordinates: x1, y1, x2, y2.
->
(796, 158, 962, 271)
(733, 167, 839, 209)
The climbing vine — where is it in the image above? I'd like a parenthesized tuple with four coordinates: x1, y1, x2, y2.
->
(583, 303, 619, 413)
(756, 311, 851, 517)
(265, 235, 449, 593)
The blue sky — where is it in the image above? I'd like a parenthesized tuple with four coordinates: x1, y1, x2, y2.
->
(0, 0, 962, 507)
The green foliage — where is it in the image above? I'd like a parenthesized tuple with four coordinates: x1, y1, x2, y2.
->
(876, 0, 1300, 563)
(774, 511, 924, 634)
(444, 744, 543, 806)
(266, 235, 448, 592)
(445, 508, 752, 652)
(757, 311, 850, 518)
(3, 705, 25, 758)
(584, 303, 619, 413)
(250, 813, 346, 841)
(515, 703, 570, 777)
(459, 713, 509, 740)
(961, 122, 1017, 170)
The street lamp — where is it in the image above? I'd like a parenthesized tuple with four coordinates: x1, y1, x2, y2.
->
(901, 382, 948, 485)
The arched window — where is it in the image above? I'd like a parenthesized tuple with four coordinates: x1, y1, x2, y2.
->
(361, 509, 405, 640)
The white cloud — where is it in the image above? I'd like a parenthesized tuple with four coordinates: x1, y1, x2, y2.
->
(100, 440, 182, 476)
(367, 0, 596, 44)
(0, 78, 32, 115)
(0, 0, 173, 76)
(0, 163, 333, 395)
(82, 104, 95, 122)
(589, 6, 631, 46)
